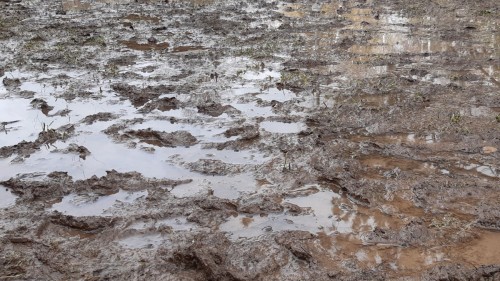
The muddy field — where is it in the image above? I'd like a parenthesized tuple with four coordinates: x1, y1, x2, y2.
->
(0, 0, 499, 280)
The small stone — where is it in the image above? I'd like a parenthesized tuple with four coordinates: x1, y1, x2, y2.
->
(483, 146, 497, 154)
(147, 37, 157, 44)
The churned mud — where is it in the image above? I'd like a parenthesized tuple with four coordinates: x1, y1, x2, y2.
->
(0, 0, 499, 280)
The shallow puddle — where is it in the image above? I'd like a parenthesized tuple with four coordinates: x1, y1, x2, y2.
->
(256, 88, 296, 102)
(171, 173, 257, 199)
(350, 133, 440, 145)
(220, 187, 337, 239)
(129, 120, 230, 143)
(128, 216, 198, 231)
(456, 162, 498, 178)
(260, 121, 306, 134)
(228, 84, 261, 96)
(0, 185, 17, 209)
(221, 185, 397, 240)
(231, 102, 275, 118)
(50, 189, 147, 217)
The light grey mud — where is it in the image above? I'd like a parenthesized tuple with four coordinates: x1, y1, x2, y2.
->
(0, 0, 499, 280)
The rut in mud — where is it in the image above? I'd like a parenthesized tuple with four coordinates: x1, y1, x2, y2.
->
(0, 0, 499, 280)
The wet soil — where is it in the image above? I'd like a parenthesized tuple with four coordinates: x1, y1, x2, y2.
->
(0, 0, 499, 280)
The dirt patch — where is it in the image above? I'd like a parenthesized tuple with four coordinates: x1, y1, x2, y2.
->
(121, 129, 198, 147)
(197, 102, 240, 117)
(111, 83, 174, 107)
(0, 124, 74, 159)
(81, 112, 118, 125)
(121, 40, 170, 51)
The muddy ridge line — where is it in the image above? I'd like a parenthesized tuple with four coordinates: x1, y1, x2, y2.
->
(0, 0, 499, 280)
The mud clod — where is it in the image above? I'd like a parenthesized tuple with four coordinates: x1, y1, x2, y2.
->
(123, 129, 198, 147)
(2, 77, 21, 87)
(81, 112, 117, 125)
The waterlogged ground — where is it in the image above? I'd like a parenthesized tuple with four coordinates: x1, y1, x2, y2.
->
(0, 0, 499, 280)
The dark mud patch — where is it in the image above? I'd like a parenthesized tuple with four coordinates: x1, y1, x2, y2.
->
(50, 213, 117, 232)
(0, 124, 74, 159)
(30, 98, 53, 116)
(197, 103, 240, 117)
(111, 83, 174, 107)
(52, 143, 91, 160)
(1, 170, 190, 200)
(121, 129, 198, 147)
(107, 55, 137, 67)
(121, 40, 169, 51)
(206, 125, 261, 150)
(223, 125, 258, 138)
(80, 112, 118, 125)
(187, 159, 246, 176)
(122, 13, 161, 24)
(139, 97, 180, 112)
(2, 77, 21, 88)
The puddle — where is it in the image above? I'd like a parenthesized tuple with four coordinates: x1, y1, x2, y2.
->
(129, 120, 230, 143)
(171, 173, 257, 199)
(243, 70, 280, 81)
(0, 68, 268, 181)
(0, 134, 192, 181)
(50, 189, 147, 217)
(221, 185, 394, 240)
(313, 232, 447, 272)
(231, 102, 275, 118)
(228, 84, 261, 96)
(256, 88, 296, 102)
(128, 217, 198, 231)
(260, 121, 305, 134)
(0, 134, 266, 181)
(350, 133, 440, 145)
(457, 163, 498, 178)
(220, 187, 337, 239)
(177, 145, 268, 165)
(0, 185, 17, 209)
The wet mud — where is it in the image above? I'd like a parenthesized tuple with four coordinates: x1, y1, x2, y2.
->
(0, 0, 499, 280)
